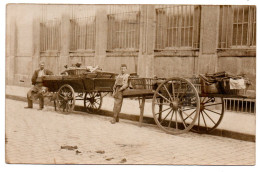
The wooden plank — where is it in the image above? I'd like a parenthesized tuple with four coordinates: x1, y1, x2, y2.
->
(122, 89, 154, 97)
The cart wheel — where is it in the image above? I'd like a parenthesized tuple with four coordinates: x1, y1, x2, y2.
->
(190, 97, 224, 133)
(84, 92, 102, 113)
(152, 77, 200, 134)
(56, 84, 75, 113)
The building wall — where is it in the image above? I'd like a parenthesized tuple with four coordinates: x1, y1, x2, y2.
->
(6, 4, 256, 92)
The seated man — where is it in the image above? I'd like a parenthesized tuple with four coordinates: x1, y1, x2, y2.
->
(25, 61, 53, 110)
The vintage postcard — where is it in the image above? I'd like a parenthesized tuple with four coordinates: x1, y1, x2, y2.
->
(5, 3, 256, 165)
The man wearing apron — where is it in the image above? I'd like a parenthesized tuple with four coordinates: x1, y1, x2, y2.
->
(111, 64, 129, 124)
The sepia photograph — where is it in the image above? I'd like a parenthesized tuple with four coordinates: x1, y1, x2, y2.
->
(4, 2, 256, 165)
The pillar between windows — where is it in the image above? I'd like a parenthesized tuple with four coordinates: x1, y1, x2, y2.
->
(137, 5, 156, 78)
(94, 5, 108, 69)
(59, 14, 71, 72)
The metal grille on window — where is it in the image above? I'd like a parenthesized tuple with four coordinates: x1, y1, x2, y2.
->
(40, 20, 61, 52)
(107, 5, 140, 51)
(70, 17, 96, 51)
(155, 5, 200, 50)
(218, 5, 256, 48)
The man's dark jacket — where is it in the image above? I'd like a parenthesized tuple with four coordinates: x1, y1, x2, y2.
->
(31, 69, 53, 85)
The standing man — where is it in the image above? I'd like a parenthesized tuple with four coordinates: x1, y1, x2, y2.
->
(24, 61, 53, 110)
(111, 64, 129, 124)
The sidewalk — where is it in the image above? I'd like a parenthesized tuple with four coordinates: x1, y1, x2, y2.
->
(5, 85, 256, 142)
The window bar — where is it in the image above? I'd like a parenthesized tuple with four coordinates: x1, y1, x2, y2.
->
(236, 6, 239, 46)
(88, 20, 91, 50)
(77, 22, 79, 50)
(191, 6, 194, 48)
(184, 6, 187, 47)
(52, 22, 55, 50)
(125, 8, 127, 49)
(226, 6, 229, 48)
(160, 11, 163, 49)
(84, 22, 87, 49)
(43, 25, 46, 51)
(168, 8, 171, 47)
(127, 14, 130, 49)
(221, 6, 225, 48)
(54, 22, 56, 50)
(182, 5, 185, 47)
(54, 23, 56, 51)
(197, 6, 200, 48)
(111, 16, 114, 50)
(74, 20, 76, 50)
(137, 12, 140, 49)
(251, 7, 256, 46)
(93, 19, 96, 50)
(171, 7, 175, 47)
(79, 21, 81, 49)
(74, 22, 77, 50)
(118, 15, 121, 49)
(48, 24, 50, 50)
(108, 16, 111, 50)
(47, 25, 50, 50)
(81, 20, 83, 50)
(107, 16, 110, 50)
(52, 22, 54, 50)
(81, 21, 83, 49)
(40, 24, 43, 51)
(130, 17, 132, 49)
(241, 7, 245, 46)
(176, 6, 179, 47)
(45, 25, 48, 50)
(188, 6, 191, 47)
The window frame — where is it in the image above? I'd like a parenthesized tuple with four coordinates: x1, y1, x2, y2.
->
(155, 5, 201, 51)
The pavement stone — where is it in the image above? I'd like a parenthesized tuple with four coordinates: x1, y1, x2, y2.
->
(5, 99, 255, 165)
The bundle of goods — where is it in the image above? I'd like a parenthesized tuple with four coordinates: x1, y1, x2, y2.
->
(199, 71, 251, 95)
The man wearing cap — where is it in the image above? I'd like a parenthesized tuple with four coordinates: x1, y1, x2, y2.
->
(111, 64, 129, 124)
(25, 61, 53, 110)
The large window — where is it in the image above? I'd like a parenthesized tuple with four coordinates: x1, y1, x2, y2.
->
(218, 5, 256, 49)
(107, 5, 140, 51)
(40, 20, 61, 52)
(70, 17, 96, 51)
(155, 5, 201, 50)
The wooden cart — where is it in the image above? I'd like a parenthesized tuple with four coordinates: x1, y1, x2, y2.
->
(42, 69, 247, 135)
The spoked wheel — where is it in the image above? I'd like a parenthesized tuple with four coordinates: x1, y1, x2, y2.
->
(56, 84, 75, 113)
(152, 77, 200, 135)
(190, 97, 224, 133)
(84, 92, 102, 113)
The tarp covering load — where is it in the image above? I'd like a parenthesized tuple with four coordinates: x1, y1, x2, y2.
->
(199, 72, 251, 95)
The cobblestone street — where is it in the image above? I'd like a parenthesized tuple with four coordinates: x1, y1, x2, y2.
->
(5, 99, 255, 165)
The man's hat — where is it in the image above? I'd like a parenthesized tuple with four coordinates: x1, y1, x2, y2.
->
(121, 64, 127, 68)
(39, 61, 45, 65)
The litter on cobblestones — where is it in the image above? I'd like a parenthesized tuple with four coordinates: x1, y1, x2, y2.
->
(105, 158, 114, 161)
(120, 158, 127, 163)
(60, 145, 78, 150)
(96, 150, 105, 154)
(75, 150, 82, 155)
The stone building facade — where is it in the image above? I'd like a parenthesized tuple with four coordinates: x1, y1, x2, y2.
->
(6, 4, 256, 93)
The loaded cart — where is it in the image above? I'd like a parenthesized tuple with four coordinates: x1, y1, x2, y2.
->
(42, 68, 250, 135)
